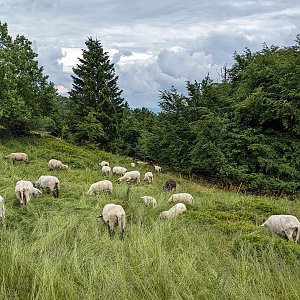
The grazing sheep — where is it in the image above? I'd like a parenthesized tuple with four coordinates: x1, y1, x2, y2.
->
(261, 215, 300, 242)
(87, 180, 113, 195)
(144, 172, 154, 184)
(137, 160, 147, 165)
(0, 195, 5, 221)
(130, 162, 136, 168)
(154, 165, 162, 172)
(48, 159, 68, 170)
(163, 178, 177, 191)
(15, 180, 34, 205)
(4, 152, 29, 164)
(35, 175, 60, 198)
(168, 193, 193, 204)
(99, 161, 109, 167)
(118, 171, 140, 184)
(100, 203, 126, 239)
(141, 196, 157, 208)
(112, 166, 127, 175)
(102, 165, 112, 176)
(31, 187, 43, 198)
(159, 203, 187, 220)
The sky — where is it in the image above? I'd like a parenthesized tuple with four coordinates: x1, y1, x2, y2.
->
(1, 0, 300, 108)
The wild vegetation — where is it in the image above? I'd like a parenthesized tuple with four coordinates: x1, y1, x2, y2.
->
(1, 22, 300, 193)
(1, 135, 300, 299)
(1, 21, 300, 298)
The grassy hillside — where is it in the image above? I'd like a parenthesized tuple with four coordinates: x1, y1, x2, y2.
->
(1, 135, 300, 300)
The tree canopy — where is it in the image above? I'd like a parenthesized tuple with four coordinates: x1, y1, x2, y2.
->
(1, 20, 299, 194)
(68, 37, 126, 152)
(0, 22, 58, 134)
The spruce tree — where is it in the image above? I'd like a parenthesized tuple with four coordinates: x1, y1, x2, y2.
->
(68, 37, 125, 151)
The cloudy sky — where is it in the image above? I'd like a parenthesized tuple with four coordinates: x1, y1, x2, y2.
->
(1, 0, 300, 108)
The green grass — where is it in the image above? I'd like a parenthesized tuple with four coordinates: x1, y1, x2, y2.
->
(1, 135, 300, 299)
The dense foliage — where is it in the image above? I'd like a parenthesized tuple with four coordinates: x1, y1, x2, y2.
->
(120, 39, 300, 194)
(68, 37, 126, 152)
(1, 135, 300, 299)
(0, 22, 59, 134)
(1, 20, 299, 193)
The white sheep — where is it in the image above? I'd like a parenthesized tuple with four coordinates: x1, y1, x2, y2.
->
(130, 162, 136, 167)
(141, 196, 157, 208)
(31, 187, 43, 198)
(144, 172, 154, 184)
(118, 171, 140, 184)
(4, 152, 29, 164)
(168, 193, 194, 204)
(137, 160, 147, 165)
(100, 203, 126, 239)
(102, 165, 112, 176)
(154, 165, 162, 172)
(35, 175, 60, 198)
(261, 215, 300, 242)
(99, 161, 109, 167)
(87, 180, 113, 195)
(15, 180, 34, 205)
(48, 159, 68, 170)
(0, 195, 5, 221)
(112, 166, 127, 175)
(159, 203, 187, 220)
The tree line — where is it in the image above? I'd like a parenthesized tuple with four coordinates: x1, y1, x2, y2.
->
(1, 21, 300, 194)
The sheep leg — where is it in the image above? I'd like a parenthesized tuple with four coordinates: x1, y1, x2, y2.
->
(285, 228, 296, 242)
(292, 227, 299, 242)
(1, 218, 6, 229)
(120, 229, 125, 240)
(107, 223, 114, 239)
(118, 215, 125, 240)
(53, 188, 59, 198)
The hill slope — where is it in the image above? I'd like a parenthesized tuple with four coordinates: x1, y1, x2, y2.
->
(1, 135, 300, 299)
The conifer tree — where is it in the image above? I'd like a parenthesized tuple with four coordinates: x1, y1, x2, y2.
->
(68, 37, 125, 151)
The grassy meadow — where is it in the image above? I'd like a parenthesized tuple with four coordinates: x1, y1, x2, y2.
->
(1, 134, 300, 299)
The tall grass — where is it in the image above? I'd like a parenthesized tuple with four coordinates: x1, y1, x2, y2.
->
(1, 135, 300, 299)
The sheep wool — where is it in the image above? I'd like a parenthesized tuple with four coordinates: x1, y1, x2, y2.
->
(87, 180, 113, 195)
(35, 175, 60, 198)
(144, 172, 154, 183)
(48, 159, 68, 170)
(15, 180, 34, 205)
(159, 203, 187, 220)
(118, 171, 140, 184)
(261, 215, 300, 242)
(163, 178, 177, 191)
(0, 195, 5, 221)
(112, 166, 127, 175)
(101, 204, 126, 239)
(102, 165, 112, 176)
(4, 152, 29, 163)
(154, 165, 162, 172)
(141, 196, 157, 208)
(99, 161, 109, 167)
(168, 193, 193, 204)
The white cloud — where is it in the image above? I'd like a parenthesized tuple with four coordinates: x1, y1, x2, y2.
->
(37, 44, 71, 89)
(58, 48, 82, 73)
(157, 48, 216, 79)
(55, 85, 69, 94)
(1, 0, 300, 108)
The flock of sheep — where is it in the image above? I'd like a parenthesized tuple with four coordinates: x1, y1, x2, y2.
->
(0, 153, 193, 239)
(1, 152, 300, 243)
